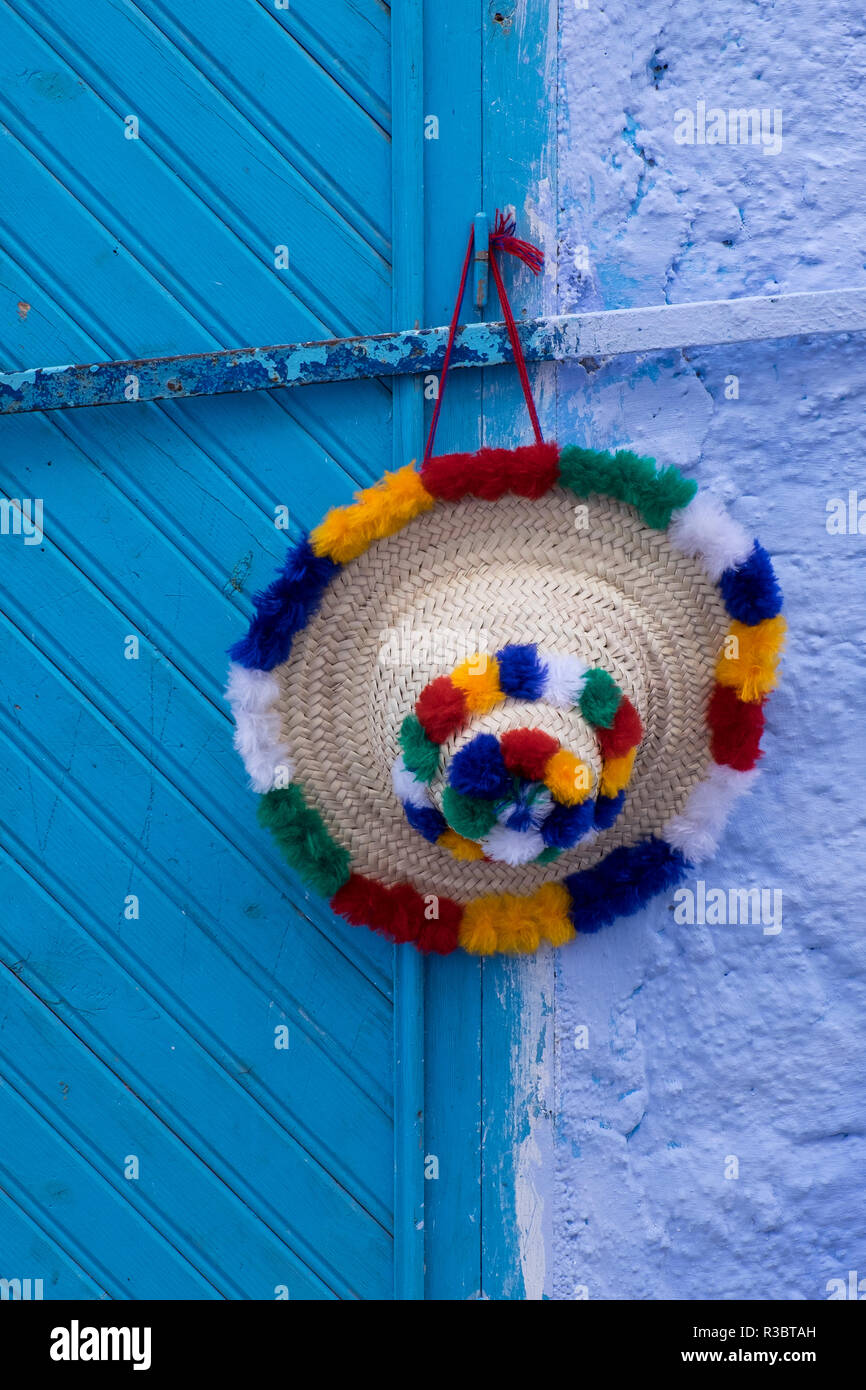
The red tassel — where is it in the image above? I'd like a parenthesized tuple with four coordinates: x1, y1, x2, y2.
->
(490, 210, 544, 275)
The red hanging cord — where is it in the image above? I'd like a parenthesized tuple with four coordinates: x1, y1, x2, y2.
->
(422, 211, 545, 465)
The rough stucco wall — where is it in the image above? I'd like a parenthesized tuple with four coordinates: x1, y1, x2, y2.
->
(551, 0, 866, 1300)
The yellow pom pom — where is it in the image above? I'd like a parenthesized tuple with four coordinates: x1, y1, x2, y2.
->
(532, 882, 575, 947)
(459, 897, 500, 955)
(496, 894, 542, 954)
(438, 829, 485, 861)
(715, 616, 786, 702)
(599, 747, 637, 797)
(451, 653, 504, 714)
(311, 465, 434, 564)
(544, 749, 593, 805)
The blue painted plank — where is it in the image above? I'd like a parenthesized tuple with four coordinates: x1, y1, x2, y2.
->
(0, 1187, 110, 1301)
(0, 607, 395, 1175)
(0, 410, 392, 991)
(268, 0, 391, 130)
(421, 0, 485, 1302)
(2, 0, 389, 343)
(0, 0, 404, 1302)
(390, 0, 427, 1303)
(0, 967, 337, 1300)
(479, 0, 558, 1301)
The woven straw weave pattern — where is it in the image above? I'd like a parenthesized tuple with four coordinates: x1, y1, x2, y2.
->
(276, 488, 728, 900)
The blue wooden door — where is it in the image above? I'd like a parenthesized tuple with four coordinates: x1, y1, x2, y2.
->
(0, 0, 554, 1299)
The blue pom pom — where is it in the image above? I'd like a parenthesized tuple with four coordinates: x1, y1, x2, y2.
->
(564, 837, 689, 933)
(403, 802, 449, 844)
(496, 643, 546, 700)
(593, 790, 625, 829)
(229, 534, 340, 670)
(541, 798, 595, 849)
(448, 733, 510, 799)
(719, 543, 783, 625)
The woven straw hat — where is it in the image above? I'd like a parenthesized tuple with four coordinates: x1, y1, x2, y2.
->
(226, 441, 784, 957)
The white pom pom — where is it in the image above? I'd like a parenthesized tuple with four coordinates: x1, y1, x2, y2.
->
(481, 824, 546, 866)
(541, 652, 589, 707)
(667, 494, 752, 583)
(663, 763, 758, 863)
(391, 755, 432, 808)
(225, 663, 281, 714)
(226, 663, 293, 792)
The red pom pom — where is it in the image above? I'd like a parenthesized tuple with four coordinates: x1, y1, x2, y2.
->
(500, 727, 560, 781)
(598, 697, 644, 760)
(331, 873, 389, 928)
(416, 675, 468, 743)
(707, 683, 765, 771)
(383, 882, 424, 943)
(421, 443, 560, 502)
(416, 896, 462, 955)
(332, 873, 429, 945)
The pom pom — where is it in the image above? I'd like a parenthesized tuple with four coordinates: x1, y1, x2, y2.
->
(310, 466, 434, 564)
(663, 763, 758, 864)
(420, 443, 560, 502)
(495, 643, 547, 700)
(500, 727, 560, 781)
(544, 749, 593, 805)
(541, 797, 595, 849)
(496, 894, 542, 954)
(716, 616, 786, 702)
(558, 445, 697, 529)
(533, 882, 575, 947)
(416, 896, 462, 955)
(392, 754, 433, 808)
(438, 828, 485, 860)
(707, 683, 766, 771)
(450, 653, 504, 714)
(416, 676, 468, 743)
(257, 785, 350, 898)
(448, 732, 510, 799)
(667, 493, 752, 582)
(481, 823, 546, 866)
(459, 896, 501, 954)
(579, 667, 622, 728)
(331, 872, 388, 928)
(719, 543, 783, 625)
(593, 790, 625, 829)
(229, 534, 339, 672)
(541, 652, 589, 707)
(597, 696, 643, 760)
(441, 786, 499, 839)
(599, 748, 637, 798)
(565, 837, 689, 933)
(386, 882, 427, 944)
(226, 664, 293, 793)
(404, 801, 449, 844)
(398, 714, 440, 782)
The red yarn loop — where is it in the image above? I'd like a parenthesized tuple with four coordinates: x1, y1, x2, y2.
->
(422, 210, 545, 465)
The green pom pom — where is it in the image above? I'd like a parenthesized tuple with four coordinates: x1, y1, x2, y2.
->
(579, 667, 622, 729)
(535, 846, 561, 865)
(640, 465, 698, 528)
(257, 784, 351, 898)
(399, 713, 440, 783)
(558, 444, 696, 530)
(441, 786, 498, 839)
